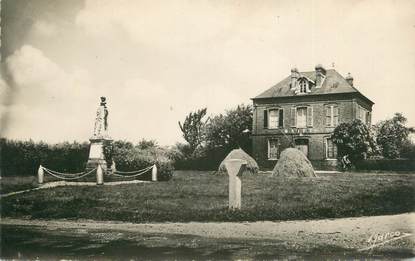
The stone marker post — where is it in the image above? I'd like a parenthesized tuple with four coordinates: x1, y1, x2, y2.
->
(152, 164, 157, 181)
(224, 159, 247, 210)
(96, 164, 104, 185)
(38, 165, 44, 184)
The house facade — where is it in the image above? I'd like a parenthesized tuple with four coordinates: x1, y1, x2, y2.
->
(251, 65, 374, 170)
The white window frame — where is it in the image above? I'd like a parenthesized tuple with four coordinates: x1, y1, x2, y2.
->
(268, 139, 279, 160)
(296, 107, 307, 128)
(325, 104, 339, 127)
(268, 109, 279, 129)
(325, 138, 338, 160)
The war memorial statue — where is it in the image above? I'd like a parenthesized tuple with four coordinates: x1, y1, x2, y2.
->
(86, 97, 112, 170)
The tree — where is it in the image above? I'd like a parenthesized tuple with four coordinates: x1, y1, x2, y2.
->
(375, 113, 415, 159)
(204, 104, 252, 153)
(137, 139, 158, 150)
(332, 119, 377, 163)
(178, 108, 208, 154)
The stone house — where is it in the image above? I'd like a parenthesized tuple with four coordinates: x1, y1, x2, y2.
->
(251, 65, 374, 170)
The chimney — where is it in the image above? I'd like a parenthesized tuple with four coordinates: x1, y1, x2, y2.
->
(346, 73, 354, 86)
(290, 67, 299, 90)
(315, 64, 326, 87)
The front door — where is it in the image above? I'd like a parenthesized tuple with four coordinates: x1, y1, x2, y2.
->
(295, 139, 309, 157)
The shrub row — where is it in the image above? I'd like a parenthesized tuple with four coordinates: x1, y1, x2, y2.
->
(354, 158, 415, 172)
(170, 147, 229, 171)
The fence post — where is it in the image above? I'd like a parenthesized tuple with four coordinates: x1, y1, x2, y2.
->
(224, 159, 247, 210)
(38, 165, 44, 184)
(152, 164, 157, 181)
(96, 164, 104, 185)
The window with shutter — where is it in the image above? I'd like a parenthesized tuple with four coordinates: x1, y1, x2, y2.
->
(325, 106, 331, 126)
(326, 105, 339, 127)
(279, 109, 284, 127)
(263, 110, 268, 129)
(268, 109, 279, 129)
(306, 106, 313, 127)
(290, 107, 296, 127)
(297, 107, 307, 128)
(333, 106, 339, 126)
(326, 138, 338, 159)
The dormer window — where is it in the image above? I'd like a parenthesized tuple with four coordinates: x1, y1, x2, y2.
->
(299, 79, 308, 93)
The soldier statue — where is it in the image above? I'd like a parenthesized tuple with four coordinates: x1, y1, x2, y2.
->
(93, 97, 109, 138)
(87, 97, 112, 171)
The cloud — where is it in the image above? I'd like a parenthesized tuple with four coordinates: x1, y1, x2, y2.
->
(32, 20, 57, 37)
(3, 0, 415, 145)
(3, 45, 95, 141)
(76, 0, 242, 47)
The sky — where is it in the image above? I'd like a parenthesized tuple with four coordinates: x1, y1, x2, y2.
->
(0, 0, 414, 145)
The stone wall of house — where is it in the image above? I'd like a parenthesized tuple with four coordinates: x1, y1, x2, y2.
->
(252, 133, 339, 170)
(252, 94, 373, 170)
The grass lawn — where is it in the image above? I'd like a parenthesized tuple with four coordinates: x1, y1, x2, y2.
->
(1, 171, 414, 222)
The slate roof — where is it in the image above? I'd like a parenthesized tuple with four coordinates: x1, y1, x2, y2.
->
(253, 69, 374, 104)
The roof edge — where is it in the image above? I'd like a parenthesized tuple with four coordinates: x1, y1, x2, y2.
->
(251, 92, 374, 105)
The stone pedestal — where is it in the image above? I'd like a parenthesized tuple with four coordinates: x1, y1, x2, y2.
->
(224, 159, 247, 210)
(86, 138, 111, 171)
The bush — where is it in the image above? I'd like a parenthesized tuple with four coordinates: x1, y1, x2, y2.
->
(332, 120, 378, 163)
(400, 140, 415, 160)
(113, 146, 174, 181)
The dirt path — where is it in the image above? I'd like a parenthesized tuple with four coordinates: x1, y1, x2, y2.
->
(2, 213, 414, 253)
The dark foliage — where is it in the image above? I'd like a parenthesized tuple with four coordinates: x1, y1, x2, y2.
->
(375, 113, 415, 159)
(112, 143, 174, 181)
(332, 120, 377, 163)
(0, 138, 89, 176)
(102, 140, 114, 168)
(204, 104, 252, 154)
(354, 159, 415, 171)
(178, 108, 208, 154)
(400, 140, 415, 160)
(0, 138, 174, 181)
(173, 104, 253, 170)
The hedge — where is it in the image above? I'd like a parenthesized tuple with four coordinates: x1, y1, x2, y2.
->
(1, 139, 89, 177)
(354, 158, 415, 172)
(1, 139, 174, 180)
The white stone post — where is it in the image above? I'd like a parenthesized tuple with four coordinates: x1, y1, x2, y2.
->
(224, 159, 247, 210)
(96, 164, 104, 185)
(38, 165, 44, 184)
(152, 164, 157, 181)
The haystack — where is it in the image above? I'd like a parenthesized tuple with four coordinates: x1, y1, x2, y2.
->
(218, 148, 259, 175)
(272, 148, 317, 177)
